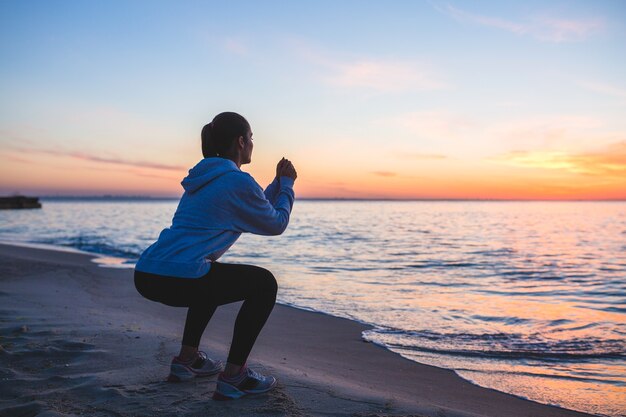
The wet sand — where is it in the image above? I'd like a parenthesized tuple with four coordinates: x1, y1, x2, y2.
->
(0, 243, 595, 417)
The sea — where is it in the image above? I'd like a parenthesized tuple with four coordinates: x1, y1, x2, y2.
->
(1, 199, 624, 416)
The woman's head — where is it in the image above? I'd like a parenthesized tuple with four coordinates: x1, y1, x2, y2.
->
(201, 112, 253, 165)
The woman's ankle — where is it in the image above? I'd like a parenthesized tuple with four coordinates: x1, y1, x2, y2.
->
(178, 345, 198, 361)
(224, 362, 244, 377)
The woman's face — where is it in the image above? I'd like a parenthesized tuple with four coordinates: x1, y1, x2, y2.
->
(242, 128, 254, 164)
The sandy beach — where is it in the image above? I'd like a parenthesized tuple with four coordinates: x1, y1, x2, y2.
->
(0, 243, 596, 417)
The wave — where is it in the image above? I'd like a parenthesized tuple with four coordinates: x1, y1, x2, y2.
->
(454, 367, 624, 386)
(406, 261, 478, 268)
(363, 328, 626, 361)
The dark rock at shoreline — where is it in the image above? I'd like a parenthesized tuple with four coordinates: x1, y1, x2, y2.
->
(0, 196, 42, 209)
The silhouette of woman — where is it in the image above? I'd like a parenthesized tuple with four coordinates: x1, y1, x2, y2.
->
(134, 112, 297, 400)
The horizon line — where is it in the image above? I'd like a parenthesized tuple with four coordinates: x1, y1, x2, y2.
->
(26, 194, 626, 202)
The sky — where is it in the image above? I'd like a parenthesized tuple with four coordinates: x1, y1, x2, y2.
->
(1, 0, 625, 199)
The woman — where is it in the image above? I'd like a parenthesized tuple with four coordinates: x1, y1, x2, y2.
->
(134, 111, 297, 401)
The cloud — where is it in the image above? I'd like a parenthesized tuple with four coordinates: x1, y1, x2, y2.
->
(533, 16, 604, 43)
(487, 115, 602, 149)
(2, 154, 32, 164)
(435, 3, 604, 42)
(371, 171, 397, 177)
(401, 152, 449, 160)
(87, 166, 181, 180)
(381, 110, 474, 140)
(382, 112, 612, 159)
(130, 171, 181, 180)
(438, 4, 526, 34)
(578, 81, 626, 99)
(9, 147, 185, 171)
(222, 37, 249, 56)
(487, 141, 626, 176)
(68, 152, 184, 171)
(324, 60, 447, 92)
(290, 40, 447, 93)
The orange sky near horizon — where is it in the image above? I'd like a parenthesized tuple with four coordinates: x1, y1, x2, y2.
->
(2, 140, 624, 200)
(1, 2, 625, 201)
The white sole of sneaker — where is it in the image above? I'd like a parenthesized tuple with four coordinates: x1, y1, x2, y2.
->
(167, 363, 222, 382)
(212, 378, 277, 400)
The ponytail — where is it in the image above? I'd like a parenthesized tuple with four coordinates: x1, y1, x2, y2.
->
(201, 112, 250, 158)
(201, 122, 218, 157)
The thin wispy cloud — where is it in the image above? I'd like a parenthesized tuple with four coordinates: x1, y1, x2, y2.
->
(578, 80, 626, 99)
(75, 154, 184, 171)
(534, 16, 604, 43)
(290, 40, 448, 93)
(371, 171, 397, 177)
(2, 154, 32, 164)
(438, 3, 525, 34)
(381, 111, 474, 140)
(401, 152, 449, 160)
(9, 147, 185, 171)
(88, 165, 181, 180)
(222, 37, 249, 56)
(196, 29, 250, 57)
(384, 112, 608, 159)
(487, 141, 626, 177)
(487, 115, 602, 149)
(325, 60, 447, 92)
(435, 3, 604, 42)
(0, 128, 44, 146)
(131, 171, 181, 180)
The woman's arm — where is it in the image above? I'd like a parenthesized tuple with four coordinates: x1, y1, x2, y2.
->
(230, 173, 295, 236)
(263, 177, 281, 205)
(263, 158, 288, 204)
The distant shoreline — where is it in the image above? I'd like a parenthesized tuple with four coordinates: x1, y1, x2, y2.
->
(33, 196, 626, 202)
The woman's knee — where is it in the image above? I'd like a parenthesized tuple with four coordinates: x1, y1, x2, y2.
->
(257, 267, 278, 298)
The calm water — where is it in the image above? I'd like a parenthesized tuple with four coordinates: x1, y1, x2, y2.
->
(1, 200, 625, 416)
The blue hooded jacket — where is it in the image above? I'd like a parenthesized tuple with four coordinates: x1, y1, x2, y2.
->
(135, 157, 295, 278)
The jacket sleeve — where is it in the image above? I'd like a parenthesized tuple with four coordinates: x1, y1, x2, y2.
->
(230, 174, 295, 236)
(263, 176, 281, 205)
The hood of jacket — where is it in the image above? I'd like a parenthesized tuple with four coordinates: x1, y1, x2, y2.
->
(181, 157, 240, 193)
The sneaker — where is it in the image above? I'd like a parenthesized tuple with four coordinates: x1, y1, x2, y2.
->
(212, 364, 277, 400)
(167, 351, 223, 382)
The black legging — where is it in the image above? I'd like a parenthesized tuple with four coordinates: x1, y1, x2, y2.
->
(134, 262, 277, 366)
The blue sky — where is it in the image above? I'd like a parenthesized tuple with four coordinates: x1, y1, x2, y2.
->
(1, 1, 625, 198)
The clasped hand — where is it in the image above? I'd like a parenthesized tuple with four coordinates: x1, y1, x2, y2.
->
(276, 157, 297, 181)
